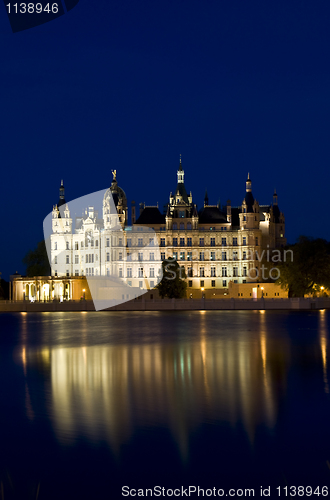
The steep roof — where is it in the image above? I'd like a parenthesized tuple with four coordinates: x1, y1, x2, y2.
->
(135, 206, 166, 225)
(244, 191, 255, 212)
(175, 182, 189, 204)
(198, 206, 227, 224)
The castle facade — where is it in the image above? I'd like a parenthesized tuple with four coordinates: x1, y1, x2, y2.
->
(49, 159, 286, 299)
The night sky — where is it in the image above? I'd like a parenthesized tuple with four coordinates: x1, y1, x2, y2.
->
(1, 0, 330, 280)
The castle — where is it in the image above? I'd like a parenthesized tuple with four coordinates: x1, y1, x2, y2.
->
(48, 158, 286, 299)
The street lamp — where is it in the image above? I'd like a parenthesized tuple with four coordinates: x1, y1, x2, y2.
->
(82, 288, 86, 300)
(261, 286, 264, 298)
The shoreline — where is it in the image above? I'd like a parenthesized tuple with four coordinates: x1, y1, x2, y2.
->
(0, 297, 329, 312)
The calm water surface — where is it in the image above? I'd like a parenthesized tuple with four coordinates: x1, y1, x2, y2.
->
(0, 310, 330, 498)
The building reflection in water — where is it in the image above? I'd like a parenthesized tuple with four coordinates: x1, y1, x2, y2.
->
(20, 312, 292, 461)
(319, 310, 329, 394)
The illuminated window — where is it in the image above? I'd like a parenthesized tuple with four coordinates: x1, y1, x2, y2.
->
(233, 267, 238, 277)
(222, 267, 227, 277)
(210, 238, 215, 246)
(243, 237, 247, 246)
(187, 251, 192, 261)
(233, 251, 238, 261)
(179, 211, 185, 218)
(200, 267, 205, 277)
(222, 251, 227, 261)
(160, 238, 165, 247)
(200, 280, 204, 287)
(187, 237, 192, 246)
(222, 279, 227, 287)
(150, 268, 155, 278)
(243, 267, 247, 276)
(180, 252, 185, 260)
(243, 251, 246, 260)
(211, 251, 215, 261)
(211, 280, 216, 287)
(211, 267, 216, 277)
(180, 238, 185, 246)
(221, 238, 227, 246)
(199, 252, 204, 261)
(138, 268, 143, 278)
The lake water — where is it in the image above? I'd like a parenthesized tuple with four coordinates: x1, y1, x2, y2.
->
(0, 310, 330, 499)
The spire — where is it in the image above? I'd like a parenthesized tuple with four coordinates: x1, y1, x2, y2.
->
(243, 174, 254, 212)
(58, 179, 66, 208)
(177, 156, 184, 183)
(273, 188, 278, 205)
(246, 173, 252, 192)
(204, 188, 209, 207)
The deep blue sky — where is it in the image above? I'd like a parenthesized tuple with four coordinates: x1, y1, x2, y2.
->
(1, 0, 330, 280)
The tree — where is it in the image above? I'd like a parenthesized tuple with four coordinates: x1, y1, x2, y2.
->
(0, 279, 9, 300)
(23, 240, 50, 277)
(276, 236, 330, 297)
(156, 258, 187, 299)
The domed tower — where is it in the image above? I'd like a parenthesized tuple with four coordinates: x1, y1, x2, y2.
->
(103, 170, 128, 228)
(240, 173, 259, 229)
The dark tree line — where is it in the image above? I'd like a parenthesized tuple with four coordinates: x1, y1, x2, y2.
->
(277, 236, 330, 297)
(22, 240, 50, 277)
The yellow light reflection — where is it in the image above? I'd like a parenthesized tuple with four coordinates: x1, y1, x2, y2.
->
(319, 310, 329, 394)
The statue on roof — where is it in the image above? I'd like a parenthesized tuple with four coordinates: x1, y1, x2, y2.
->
(111, 169, 117, 181)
